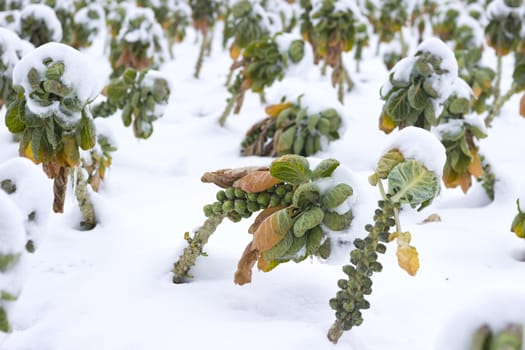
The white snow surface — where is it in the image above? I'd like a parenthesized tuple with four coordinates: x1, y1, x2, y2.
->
(0, 191, 24, 256)
(1, 19, 525, 350)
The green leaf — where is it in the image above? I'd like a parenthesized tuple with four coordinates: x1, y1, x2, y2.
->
(292, 182, 321, 210)
(79, 114, 96, 150)
(288, 39, 305, 63)
(270, 154, 311, 184)
(5, 99, 25, 133)
(448, 97, 470, 114)
(262, 230, 294, 260)
(513, 63, 525, 90)
(322, 183, 353, 209)
(388, 159, 440, 210)
(374, 149, 405, 179)
(107, 80, 128, 103)
(311, 158, 340, 180)
(385, 89, 411, 121)
(407, 82, 428, 110)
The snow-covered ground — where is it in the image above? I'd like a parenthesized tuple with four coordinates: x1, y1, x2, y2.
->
(1, 19, 525, 350)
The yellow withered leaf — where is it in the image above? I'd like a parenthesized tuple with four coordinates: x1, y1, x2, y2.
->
(395, 231, 420, 276)
(233, 170, 281, 193)
(265, 102, 293, 118)
(22, 141, 38, 163)
(230, 43, 241, 60)
(457, 172, 472, 194)
(379, 113, 396, 134)
(397, 245, 420, 276)
(467, 150, 483, 178)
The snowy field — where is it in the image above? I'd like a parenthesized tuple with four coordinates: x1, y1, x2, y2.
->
(2, 6, 525, 350)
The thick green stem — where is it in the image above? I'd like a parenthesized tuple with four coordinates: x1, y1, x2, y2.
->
(337, 68, 344, 104)
(218, 92, 239, 127)
(75, 168, 96, 230)
(342, 64, 354, 92)
(259, 91, 266, 105)
(485, 84, 518, 127)
(194, 32, 209, 79)
(172, 215, 225, 283)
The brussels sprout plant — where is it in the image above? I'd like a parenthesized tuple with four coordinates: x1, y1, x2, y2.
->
(5, 43, 101, 218)
(172, 155, 355, 285)
(241, 98, 343, 157)
(218, 35, 306, 126)
(327, 127, 444, 343)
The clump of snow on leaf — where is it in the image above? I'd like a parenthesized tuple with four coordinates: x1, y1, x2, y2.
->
(384, 126, 446, 177)
(19, 4, 63, 43)
(12, 42, 103, 126)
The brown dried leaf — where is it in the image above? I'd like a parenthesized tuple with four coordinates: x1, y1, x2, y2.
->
(253, 208, 293, 251)
(467, 151, 483, 178)
(201, 166, 268, 188)
(233, 170, 281, 193)
(248, 205, 286, 234)
(457, 172, 472, 193)
(234, 242, 258, 285)
(397, 245, 419, 276)
(419, 213, 441, 224)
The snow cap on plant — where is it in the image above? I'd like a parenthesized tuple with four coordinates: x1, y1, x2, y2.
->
(485, 0, 523, 56)
(71, 3, 105, 49)
(379, 37, 468, 132)
(18, 4, 63, 47)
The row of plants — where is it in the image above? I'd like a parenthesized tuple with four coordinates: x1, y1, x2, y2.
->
(1, 0, 525, 344)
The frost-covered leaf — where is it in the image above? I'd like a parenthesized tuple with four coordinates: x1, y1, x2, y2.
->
(388, 160, 440, 210)
(270, 155, 310, 185)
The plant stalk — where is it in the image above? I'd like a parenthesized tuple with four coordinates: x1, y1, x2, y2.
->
(75, 168, 96, 230)
(172, 215, 226, 283)
(218, 92, 239, 127)
(485, 84, 518, 127)
(194, 32, 209, 79)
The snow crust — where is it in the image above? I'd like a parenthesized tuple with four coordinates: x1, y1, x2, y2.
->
(384, 126, 446, 177)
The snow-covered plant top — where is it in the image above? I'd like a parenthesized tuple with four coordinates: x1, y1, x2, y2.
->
(379, 37, 469, 133)
(110, 5, 169, 75)
(224, 0, 272, 56)
(71, 3, 105, 49)
(0, 190, 26, 333)
(11, 42, 100, 126)
(18, 4, 63, 47)
(219, 34, 307, 126)
(92, 67, 170, 139)
(364, 0, 408, 43)
(0, 28, 33, 106)
(0, 157, 52, 253)
(328, 127, 444, 344)
(189, 0, 219, 34)
(173, 155, 357, 285)
(7, 42, 101, 213)
(0, 10, 20, 33)
(485, 0, 523, 56)
(241, 93, 345, 157)
(434, 89, 487, 193)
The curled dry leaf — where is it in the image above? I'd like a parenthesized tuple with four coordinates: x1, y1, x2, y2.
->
(467, 151, 483, 178)
(419, 213, 441, 224)
(233, 170, 281, 193)
(248, 205, 286, 234)
(234, 242, 258, 285)
(201, 166, 268, 188)
(253, 208, 293, 251)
